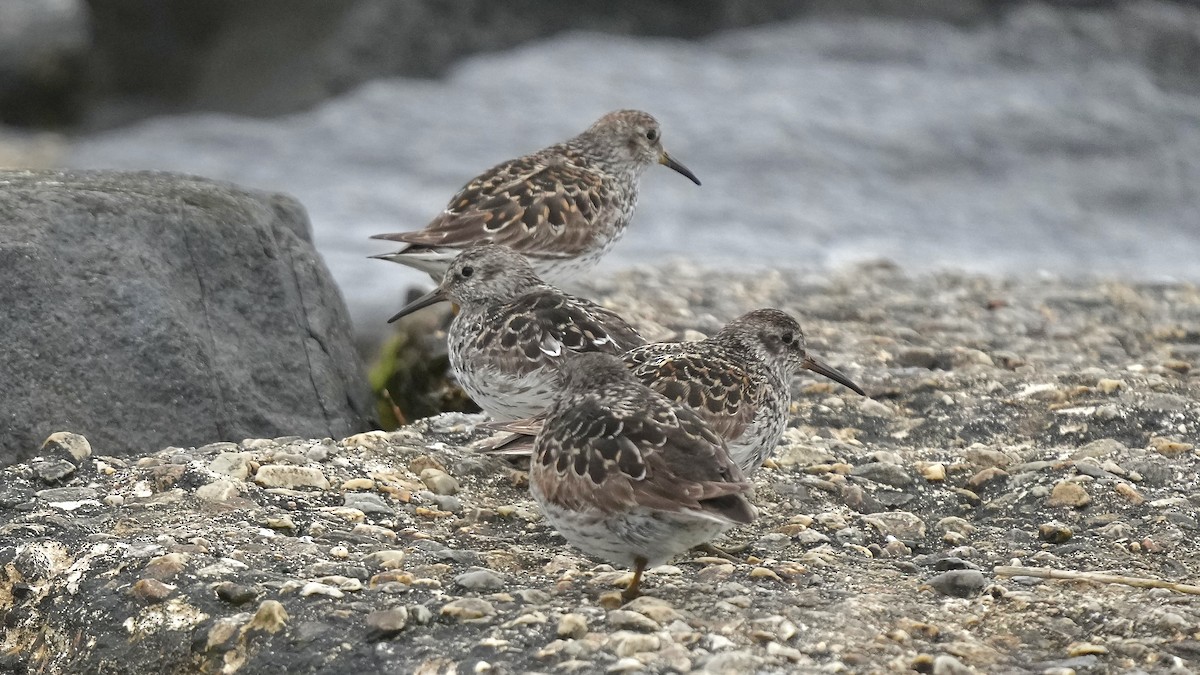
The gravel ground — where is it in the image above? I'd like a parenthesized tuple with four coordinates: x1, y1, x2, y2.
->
(2, 262, 1199, 674)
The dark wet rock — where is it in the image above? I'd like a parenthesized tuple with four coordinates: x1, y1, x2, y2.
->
(0, 170, 372, 464)
(214, 582, 259, 606)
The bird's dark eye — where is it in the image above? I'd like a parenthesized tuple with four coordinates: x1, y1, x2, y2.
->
(781, 332, 794, 345)
(461, 266, 475, 278)
(645, 129, 659, 142)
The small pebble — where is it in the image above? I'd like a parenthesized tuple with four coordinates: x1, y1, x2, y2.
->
(936, 517, 975, 536)
(129, 578, 173, 603)
(622, 595, 681, 623)
(607, 657, 646, 673)
(454, 568, 506, 591)
(1067, 642, 1108, 657)
(858, 399, 895, 418)
(299, 582, 344, 598)
(144, 552, 189, 580)
(1149, 437, 1193, 456)
(557, 613, 589, 639)
(1046, 481, 1091, 508)
(851, 462, 913, 488)
(1070, 438, 1125, 459)
(919, 463, 946, 481)
(364, 550, 406, 570)
(214, 582, 258, 605)
(932, 654, 973, 675)
(366, 607, 408, 636)
(440, 598, 495, 621)
(610, 631, 660, 658)
(1038, 522, 1073, 544)
(863, 511, 926, 540)
(419, 468, 459, 495)
(266, 515, 296, 531)
(927, 569, 986, 598)
(195, 479, 241, 503)
(607, 609, 659, 632)
(967, 467, 1008, 490)
(351, 524, 397, 542)
(341, 477, 376, 490)
(343, 492, 394, 516)
(407, 604, 435, 625)
(963, 446, 1012, 469)
(253, 465, 330, 490)
(245, 600, 288, 633)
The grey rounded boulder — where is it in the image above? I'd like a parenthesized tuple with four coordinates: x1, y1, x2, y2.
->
(0, 170, 374, 464)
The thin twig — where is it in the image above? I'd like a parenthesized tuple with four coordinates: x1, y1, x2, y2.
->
(994, 565, 1200, 596)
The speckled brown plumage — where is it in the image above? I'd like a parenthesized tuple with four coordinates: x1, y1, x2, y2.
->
(370, 110, 699, 282)
(624, 309, 864, 474)
(530, 352, 755, 601)
(484, 309, 865, 474)
(385, 244, 644, 420)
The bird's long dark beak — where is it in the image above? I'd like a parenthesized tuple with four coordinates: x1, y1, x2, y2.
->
(387, 287, 448, 323)
(802, 355, 865, 396)
(660, 151, 701, 186)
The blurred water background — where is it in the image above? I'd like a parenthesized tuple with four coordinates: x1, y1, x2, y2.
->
(3, 0, 1199, 345)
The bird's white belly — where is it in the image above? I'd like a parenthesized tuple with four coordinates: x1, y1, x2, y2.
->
(454, 363, 559, 421)
(533, 494, 734, 569)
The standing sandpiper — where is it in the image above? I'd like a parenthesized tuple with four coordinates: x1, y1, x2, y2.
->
(385, 244, 645, 421)
(624, 308, 865, 475)
(370, 110, 700, 282)
(484, 309, 865, 474)
(530, 352, 756, 602)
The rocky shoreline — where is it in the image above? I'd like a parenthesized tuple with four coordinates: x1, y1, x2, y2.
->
(2, 262, 1198, 674)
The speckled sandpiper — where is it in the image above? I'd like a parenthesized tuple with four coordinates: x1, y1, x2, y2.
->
(370, 109, 699, 282)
